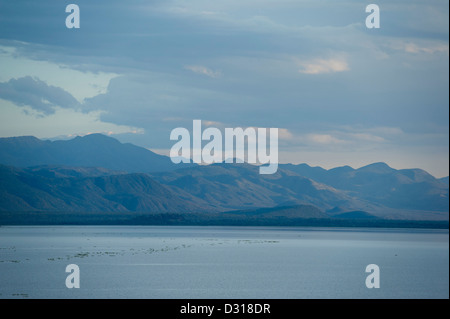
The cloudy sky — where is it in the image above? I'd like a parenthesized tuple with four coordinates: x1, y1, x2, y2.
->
(0, 0, 448, 177)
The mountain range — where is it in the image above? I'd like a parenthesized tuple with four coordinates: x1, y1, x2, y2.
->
(0, 134, 448, 223)
(0, 134, 192, 173)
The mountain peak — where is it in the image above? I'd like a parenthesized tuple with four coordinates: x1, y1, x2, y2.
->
(440, 176, 449, 186)
(358, 162, 394, 173)
(0, 134, 181, 173)
(328, 165, 355, 175)
(75, 133, 119, 143)
(0, 135, 45, 144)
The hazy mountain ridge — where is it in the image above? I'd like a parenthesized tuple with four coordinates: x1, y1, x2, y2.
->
(150, 163, 374, 213)
(440, 176, 449, 185)
(0, 134, 193, 173)
(0, 164, 210, 213)
(280, 162, 448, 212)
(0, 134, 448, 221)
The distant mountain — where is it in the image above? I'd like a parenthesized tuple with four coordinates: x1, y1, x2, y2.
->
(150, 163, 371, 213)
(0, 164, 210, 213)
(0, 162, 378, 216)
(280, 162, 449, 213)
(0, 134, 193, 173)
(440, 176, 449, 185)
(152, 163, 449, 220)
(0, 135, 448, 222)
(280, 163, 330, 182)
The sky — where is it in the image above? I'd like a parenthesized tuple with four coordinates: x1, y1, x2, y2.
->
(0, 0, 448, 177)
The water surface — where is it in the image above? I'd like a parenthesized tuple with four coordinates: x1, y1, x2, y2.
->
(0, 226, 448, 299)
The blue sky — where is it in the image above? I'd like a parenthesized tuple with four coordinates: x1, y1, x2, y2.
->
(0, 0, 448, 177)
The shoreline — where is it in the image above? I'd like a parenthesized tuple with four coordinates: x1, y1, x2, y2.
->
(1, 211, 448, 229)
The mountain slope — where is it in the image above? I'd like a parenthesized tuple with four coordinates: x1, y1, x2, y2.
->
(0, 135, 448, 221)
(0, 165, 210, 213)
(151, 163, 375, 213)
(0, 134, 192, 173)
(280, 162, 449, 212)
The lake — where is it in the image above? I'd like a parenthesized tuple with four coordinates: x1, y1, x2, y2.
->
(0, 226, 448, 299)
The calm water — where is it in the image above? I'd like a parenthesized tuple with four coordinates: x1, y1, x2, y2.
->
(0, 226, 448, 299)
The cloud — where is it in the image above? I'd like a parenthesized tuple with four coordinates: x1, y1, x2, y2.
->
(202, 120, 224, 127)
(304, 127, 401, 146)
(297, 58, 349, 75)
(389, 41, 449, 55)
(0, 76, 81, 115)
(403, 43, 448, 54)
(278, 128, 294, 141)
(277, 126, 399, 149)
(0, 45, 118, 103)
(347, 133, 385, 143)
(0, 99, 143, 139)
(184, 65, 221, 78)
(362, 126, 404, 136)
(307, 134, 346, 145)
(335, 126, 404, 143)
(163, 117, 187, 122)
(0, 0, 447, 176)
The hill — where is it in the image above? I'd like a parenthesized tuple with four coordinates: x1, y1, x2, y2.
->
(0, 134, 193, 173)
(0, 164, 209, 213)
(280, 162, 449, 213)
(0, 135, 448, 222)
